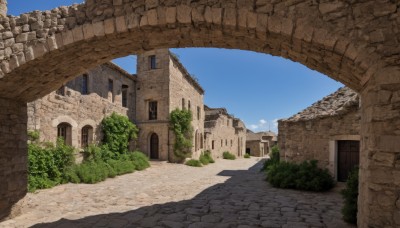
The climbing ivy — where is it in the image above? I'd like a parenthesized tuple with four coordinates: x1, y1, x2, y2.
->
(101, 112, 139, 156)
(170, 108, 193, 162)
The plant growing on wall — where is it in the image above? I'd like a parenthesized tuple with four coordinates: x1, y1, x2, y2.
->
(341, 167, 359, 224)
(170, 108, 193, 162)
(101, 112, 139, 157)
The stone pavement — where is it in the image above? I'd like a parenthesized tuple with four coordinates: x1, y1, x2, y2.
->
(0, 157, 355, 228)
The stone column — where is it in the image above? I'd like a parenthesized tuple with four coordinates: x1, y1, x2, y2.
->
(358, 66, 400, 227)
(0, 0, 6, 17)
(0, 98, 27, 221)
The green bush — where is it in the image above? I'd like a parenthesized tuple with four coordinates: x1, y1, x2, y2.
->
(170, 109, 193, 162)
(267, 160, 335, 192)
(107, 159, 136, 175)
(68, 161, 115, 184)
(223, 151, 236, 160)
(102, 112, 139, 156)
(128, 151, 150, 171)
(341, 167, 359, 224)
(185, 159, 202, 167)
(199, 153, 209, 165)
(28, 138, 75, 192)
(203, 150, 215, 163)
(262, 146, 280, 171)
(244, 153, 250, 158)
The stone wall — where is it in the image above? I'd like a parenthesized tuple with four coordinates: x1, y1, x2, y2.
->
(136, 49, 204, 161)
(0, 98, 27, 221)
(278, 87, 360, 176)
(204, 107, 246, 159)
(28, 63, 136, 149)
(246, 141, 265, 157)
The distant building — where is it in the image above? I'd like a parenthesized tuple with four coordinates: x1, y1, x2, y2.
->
(245, 130, 277, 157)
(278, 87, 360, 181)
(204, 106, 246, 158)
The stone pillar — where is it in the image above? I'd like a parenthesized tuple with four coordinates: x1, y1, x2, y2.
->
(0, 98, 27, 221)
(0, 0, 6, 17)
(358, 66, 400, 227)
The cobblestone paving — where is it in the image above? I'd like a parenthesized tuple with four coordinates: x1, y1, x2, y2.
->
(0, 158, 355, 228)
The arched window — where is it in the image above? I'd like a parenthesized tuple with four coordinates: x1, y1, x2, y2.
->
(57, 123, 72, 146)
(194, 130, 198, 151)
(81, 125, 93, 148)
(182, 98, 185, 109)
(200, 133, 203, 149)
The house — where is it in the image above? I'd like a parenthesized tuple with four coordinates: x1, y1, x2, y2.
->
(204, 106, 246, 158)
(278, 87, 360, 181)
(245, 130, 277, 157)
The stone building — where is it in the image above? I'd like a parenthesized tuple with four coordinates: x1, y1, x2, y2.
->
(204, 106, 246, 159)
(135, 49, 205, 161)
(278, 87, 360, 181)
(245, 130, 277, 157)
(27, 48, 247, 163)
(28, 62, 136, 150)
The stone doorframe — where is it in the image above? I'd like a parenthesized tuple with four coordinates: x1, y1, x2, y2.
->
(329, 135, 361, 181)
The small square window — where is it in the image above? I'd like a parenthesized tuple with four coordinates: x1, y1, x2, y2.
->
(149, 101, 158, 120)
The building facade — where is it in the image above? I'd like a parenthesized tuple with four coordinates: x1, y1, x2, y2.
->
(28, 49, 247, 163)
(135, 49, 205, 162)
(28, 63, 136, 151)
(245, 131, 277, 157)
(278, 87, 360, 181)
(204, 106, 246, 159)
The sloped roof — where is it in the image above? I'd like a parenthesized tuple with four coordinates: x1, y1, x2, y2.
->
(104, 62, 137, 81)
(247, 131, 276, 141)
(280, 87, 359, 123)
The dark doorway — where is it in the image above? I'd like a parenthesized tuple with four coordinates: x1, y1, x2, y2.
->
(150, 133, 159, 159)
(246, 148, 251, 155)
(337, 140, 360, 182)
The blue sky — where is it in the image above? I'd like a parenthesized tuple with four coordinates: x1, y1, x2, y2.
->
(9, 0, 343, 133)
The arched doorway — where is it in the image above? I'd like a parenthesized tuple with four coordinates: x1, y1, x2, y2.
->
(150, 133, 159, 160)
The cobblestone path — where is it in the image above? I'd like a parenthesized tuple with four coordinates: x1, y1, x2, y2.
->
(0, 158, 355, 228)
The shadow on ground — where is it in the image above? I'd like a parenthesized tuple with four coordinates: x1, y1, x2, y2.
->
(31, 160, 354, 228)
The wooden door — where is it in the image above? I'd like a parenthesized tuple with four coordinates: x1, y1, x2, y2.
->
(337, 140, 360, 182)
(150, 133, 159, 159)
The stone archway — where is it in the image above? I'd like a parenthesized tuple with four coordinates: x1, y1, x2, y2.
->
(0, 1, 399, 226)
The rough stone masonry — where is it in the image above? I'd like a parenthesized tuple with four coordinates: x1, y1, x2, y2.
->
(0, 1, 399, 227)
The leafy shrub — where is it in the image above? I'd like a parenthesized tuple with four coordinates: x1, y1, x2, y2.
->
(244, 153, 250, 158)
(203, 150, 215, 163)
(199, 153, 209, 165)
(223, 151, 236, 160)
(185, 159, 202, 167)
(262, 145, 280, 171)
(28, 130, 40, 142)
(102, 112, 139, 156)
(107, 159, 136, 175)
(267, 160, 335, 192)
(170, 109, 193, 162)
(128, 151, 150, 171)
(69, 161, 114, 184)
(341, 167, 359, 224)
(28, 138, 75, 192)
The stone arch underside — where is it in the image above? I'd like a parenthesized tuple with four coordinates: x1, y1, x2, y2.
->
(0, 0, 395, 102)
(1, 1, 400, 227)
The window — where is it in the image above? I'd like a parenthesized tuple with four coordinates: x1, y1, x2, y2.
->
(197, 106, 200, 120)
(56, 85, 65, 96)
(149, 55, 156, 69)
(82, 74, 89, 95)
(182, 98, 185, 109)
(122, 85, 128, 108)
(227, 119, 229, 126)
(149, 101, 158, 120)
(221, 140, 223, 147)
(212, 140, 215, 150)
(188, 100, 191, 110)
(57, 123, 72, 146)
(81, 125, 93, 148)
(200, 133, 203, 149)
(231, 140, 233, 147)
(225, 139, 227, 146)
(108, 79, 114, 102)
